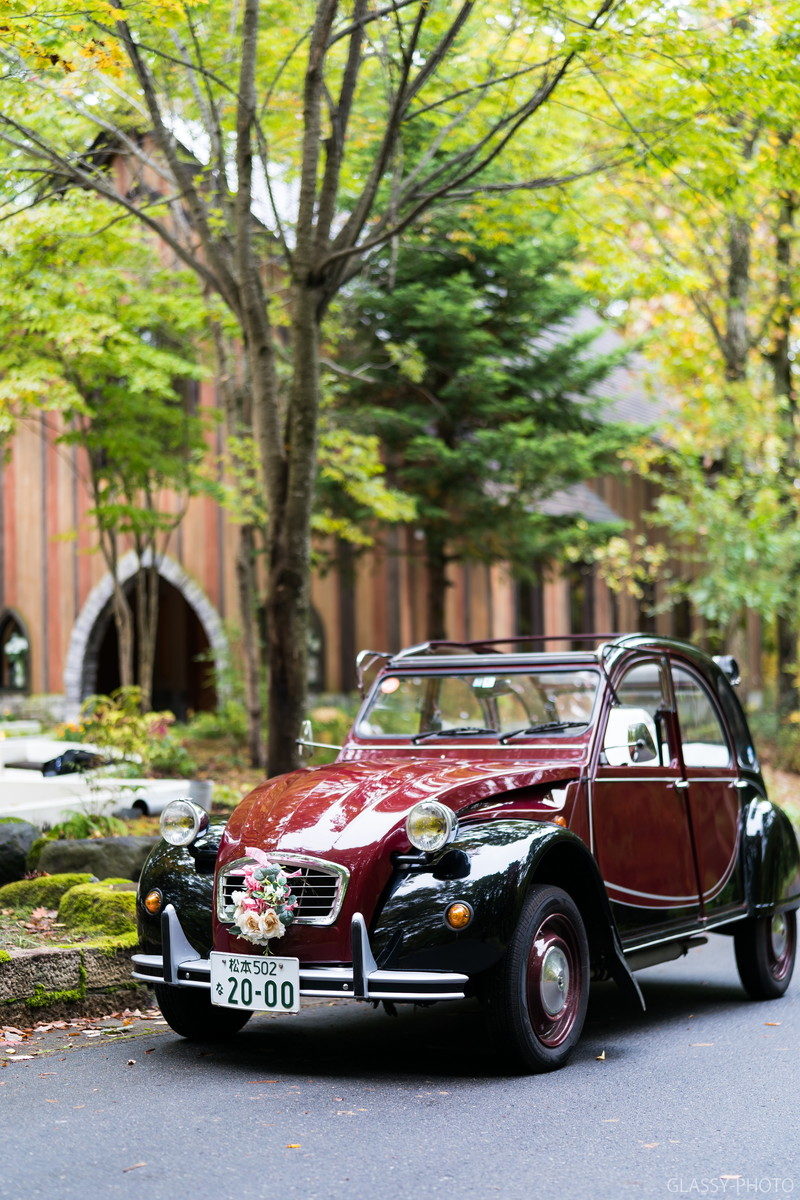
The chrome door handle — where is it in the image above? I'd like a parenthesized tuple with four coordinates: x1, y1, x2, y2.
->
(730, 779, 749, 789)
(673, 779, 689, 789)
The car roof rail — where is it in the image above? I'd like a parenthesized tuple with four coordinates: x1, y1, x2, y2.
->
(394, 634, 632, 658)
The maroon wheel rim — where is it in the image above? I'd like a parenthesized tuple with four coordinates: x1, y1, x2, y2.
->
(525, 912, 582, 1048)
(767, 911, 796, 981)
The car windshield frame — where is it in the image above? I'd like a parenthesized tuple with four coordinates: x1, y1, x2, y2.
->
(354, 665, 603, 742)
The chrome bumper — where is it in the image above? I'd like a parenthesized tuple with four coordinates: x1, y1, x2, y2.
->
(132, 904, 469, 1003)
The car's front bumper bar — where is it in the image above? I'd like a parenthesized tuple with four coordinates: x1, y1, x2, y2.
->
(132, 905, 469, 1003)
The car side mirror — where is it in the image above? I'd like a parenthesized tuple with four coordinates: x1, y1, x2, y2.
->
(628, 721, 658, 763)
(297, 719, 314, 762)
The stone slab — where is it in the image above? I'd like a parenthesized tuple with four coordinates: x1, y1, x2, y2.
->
(0, 946, 83, 1004)
(82, 945, 138, 990)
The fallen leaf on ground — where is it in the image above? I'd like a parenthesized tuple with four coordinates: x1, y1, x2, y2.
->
(690, 1042, 714, 1047)
(596, 1051, 606, 1061)
(603, 1119, 619, 1123)
(122, 1163, 147, 1173)
(126, 1060, 136, 1067)
(764, 1022, 781, 1027)
(641, 1143, 659, 1149)
(286, 1145, 301, 1149)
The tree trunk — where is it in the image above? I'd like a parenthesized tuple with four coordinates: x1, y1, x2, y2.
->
(776, 614, 797, 716)
(264, 282, 322, 777)
(111, 580, 135, 692)
(134, 554, 159, 712)
(212, 328, 268, 769)
(236, 522, 265, 767)
(425, 533, 449, 641)
(771, 173, 799, 715)
(724, 213, 750, 385)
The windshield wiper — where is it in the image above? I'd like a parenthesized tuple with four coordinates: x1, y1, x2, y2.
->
(412, 725, 498, 744)
(499, 720, 588, 744)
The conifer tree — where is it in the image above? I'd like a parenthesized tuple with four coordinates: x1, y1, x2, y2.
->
(342, 212, 634, 638)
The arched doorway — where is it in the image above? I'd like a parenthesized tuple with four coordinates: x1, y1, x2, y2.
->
(65, 552, 229, 716)
(87, 577, 217, 719)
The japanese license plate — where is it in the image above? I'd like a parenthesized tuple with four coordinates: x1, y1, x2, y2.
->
(210, 951, 300, 1013)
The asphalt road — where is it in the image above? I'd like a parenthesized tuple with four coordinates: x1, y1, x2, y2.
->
(1, 935, 798, 1200)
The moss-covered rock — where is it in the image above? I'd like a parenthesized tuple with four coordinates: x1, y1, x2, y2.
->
(58, 883, 137, 935)
(0, 873, 95, 909)
(0, 949, 11, 963)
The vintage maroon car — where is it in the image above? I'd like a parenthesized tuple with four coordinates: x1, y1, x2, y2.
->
(133, 635, 800, 1071)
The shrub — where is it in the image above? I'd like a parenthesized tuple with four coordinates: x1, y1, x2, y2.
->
(212, 783, 249, 812)
(60, 687, 197, 778)
(58, 883, 137, 935)
(187, 700, 248, 744)
(47, 811, 127, 840)
(0, 873, 95, 909)
(147, 739, 198, 777)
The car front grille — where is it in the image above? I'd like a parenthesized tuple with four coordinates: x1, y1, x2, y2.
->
(216, 855, 348, 926)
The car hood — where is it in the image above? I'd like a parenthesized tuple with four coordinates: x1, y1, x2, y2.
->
(218, 757, 579, 867)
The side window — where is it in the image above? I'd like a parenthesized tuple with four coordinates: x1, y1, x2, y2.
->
(672, 665, 731, 769)
(603, 661, 671, 768)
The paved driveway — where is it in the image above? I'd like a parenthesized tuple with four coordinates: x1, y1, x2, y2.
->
(1, 935, 797, 1200)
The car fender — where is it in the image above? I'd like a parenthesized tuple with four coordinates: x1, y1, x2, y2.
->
(742, 796, 800, 914)
(135, 824, 225, 956)
(370, 819, 644, 1010)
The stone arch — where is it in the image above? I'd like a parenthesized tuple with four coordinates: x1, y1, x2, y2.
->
(64, 552, 229, 710)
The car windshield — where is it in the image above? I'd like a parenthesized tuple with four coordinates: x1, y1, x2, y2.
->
(357, 669, 600, 739)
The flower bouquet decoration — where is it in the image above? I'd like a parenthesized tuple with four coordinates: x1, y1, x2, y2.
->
(229, 848, 298, 949)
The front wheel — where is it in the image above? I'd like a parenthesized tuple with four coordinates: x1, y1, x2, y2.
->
(734, 909, 797, 1000)
(154, 984, 252, 1041)
(484, 885, 589, 1073)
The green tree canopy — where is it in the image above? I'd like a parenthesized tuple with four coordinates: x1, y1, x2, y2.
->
(339, 206, 635, 636)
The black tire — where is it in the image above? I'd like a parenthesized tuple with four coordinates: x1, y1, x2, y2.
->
(484, 885, 590, 1073)
(734, 909, 797, 1000)
(154, 984, 252, 1041)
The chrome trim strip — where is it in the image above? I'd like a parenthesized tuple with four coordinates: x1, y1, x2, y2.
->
(606, 881, 699, 903)
(216, 853, 350, 927)
(623, 912, 746, 955)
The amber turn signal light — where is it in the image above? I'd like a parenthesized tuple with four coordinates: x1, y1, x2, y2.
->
(144, 889, 163, 915)
(551, 815, 567, 827)
(445, 902, 473, 930)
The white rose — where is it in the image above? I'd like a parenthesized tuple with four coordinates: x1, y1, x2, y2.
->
(234, 907, 265, 941)
(259, 909, 284, 939)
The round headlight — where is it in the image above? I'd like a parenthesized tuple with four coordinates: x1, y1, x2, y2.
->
(405, 800, 456, 853)
(160, 799, 208, 847)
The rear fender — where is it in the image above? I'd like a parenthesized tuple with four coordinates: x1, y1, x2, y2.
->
(371, 819, 644, 1009)
(743, 798, 800, 914)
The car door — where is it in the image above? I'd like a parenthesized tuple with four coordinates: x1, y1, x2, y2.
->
(591, 657, 701, 944)
(671, 661, 745, 922)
